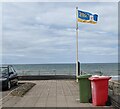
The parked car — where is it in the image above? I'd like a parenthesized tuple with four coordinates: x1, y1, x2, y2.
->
(0, 65, 18, 90)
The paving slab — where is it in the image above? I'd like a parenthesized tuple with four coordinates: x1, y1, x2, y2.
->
(1, 80, 115, 108)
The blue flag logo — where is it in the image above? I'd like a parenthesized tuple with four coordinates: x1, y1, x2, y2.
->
(78, 10, 98, 24)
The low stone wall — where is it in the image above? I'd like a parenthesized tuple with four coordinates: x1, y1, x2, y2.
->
(109, 80, 120, 95)
(108, 80, 120, 109)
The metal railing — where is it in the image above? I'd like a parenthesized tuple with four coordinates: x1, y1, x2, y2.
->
(16, 69, 118, 77)
(17, 70, 76, 76)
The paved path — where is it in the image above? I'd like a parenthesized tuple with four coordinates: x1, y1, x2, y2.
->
(2, 80, 114, 108)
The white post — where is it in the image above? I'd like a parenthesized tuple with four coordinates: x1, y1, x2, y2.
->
(76, 7, 79, 82)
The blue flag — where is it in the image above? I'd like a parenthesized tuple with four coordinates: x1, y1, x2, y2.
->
(78, 10, 98, 24)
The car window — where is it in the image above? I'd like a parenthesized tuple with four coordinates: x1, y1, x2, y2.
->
(9, 67, 14, 73)
(9, 66, 16, 74)
(0, 68, 8, 76)
(11, 66, 16, 73)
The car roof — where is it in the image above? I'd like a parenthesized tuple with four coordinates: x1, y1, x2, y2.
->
(0, 65, 13, 68)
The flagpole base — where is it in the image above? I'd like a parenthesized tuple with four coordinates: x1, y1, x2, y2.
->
(76, 78, 78, 82)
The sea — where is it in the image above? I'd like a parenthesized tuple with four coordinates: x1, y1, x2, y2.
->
(10, 63, 119, 76)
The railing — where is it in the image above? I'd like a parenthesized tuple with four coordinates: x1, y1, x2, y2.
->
(17, 70, 76, 76)
(16, 69, 117, 76)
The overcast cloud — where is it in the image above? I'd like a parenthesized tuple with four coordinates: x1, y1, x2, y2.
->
(2, 2, 118, 64)
(1, 0, 119, 2)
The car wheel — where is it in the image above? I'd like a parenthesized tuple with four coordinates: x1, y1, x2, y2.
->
(7, 81, 11, 90)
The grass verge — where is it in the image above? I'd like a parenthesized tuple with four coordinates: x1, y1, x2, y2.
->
(10, 82, 36, 97)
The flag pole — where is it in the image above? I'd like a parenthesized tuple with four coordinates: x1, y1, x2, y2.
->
(76, 7, 79, 82)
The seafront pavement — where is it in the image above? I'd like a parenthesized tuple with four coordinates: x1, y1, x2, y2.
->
(1, 80, 114, 108)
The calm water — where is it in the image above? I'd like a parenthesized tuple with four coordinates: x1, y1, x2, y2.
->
(10, 63, 119, 76)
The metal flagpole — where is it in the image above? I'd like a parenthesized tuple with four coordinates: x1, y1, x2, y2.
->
(76, 7, 79, 82)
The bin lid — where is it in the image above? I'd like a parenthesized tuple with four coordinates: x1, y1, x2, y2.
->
(77, 74, 92, 79)
(89, 76, 111, 81)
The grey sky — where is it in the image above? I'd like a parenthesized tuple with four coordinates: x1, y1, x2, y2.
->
(1, 0, 119, 2)
(2, 2, 118, 64)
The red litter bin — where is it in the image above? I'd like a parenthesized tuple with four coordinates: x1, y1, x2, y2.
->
(89, 76, 111, 106)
